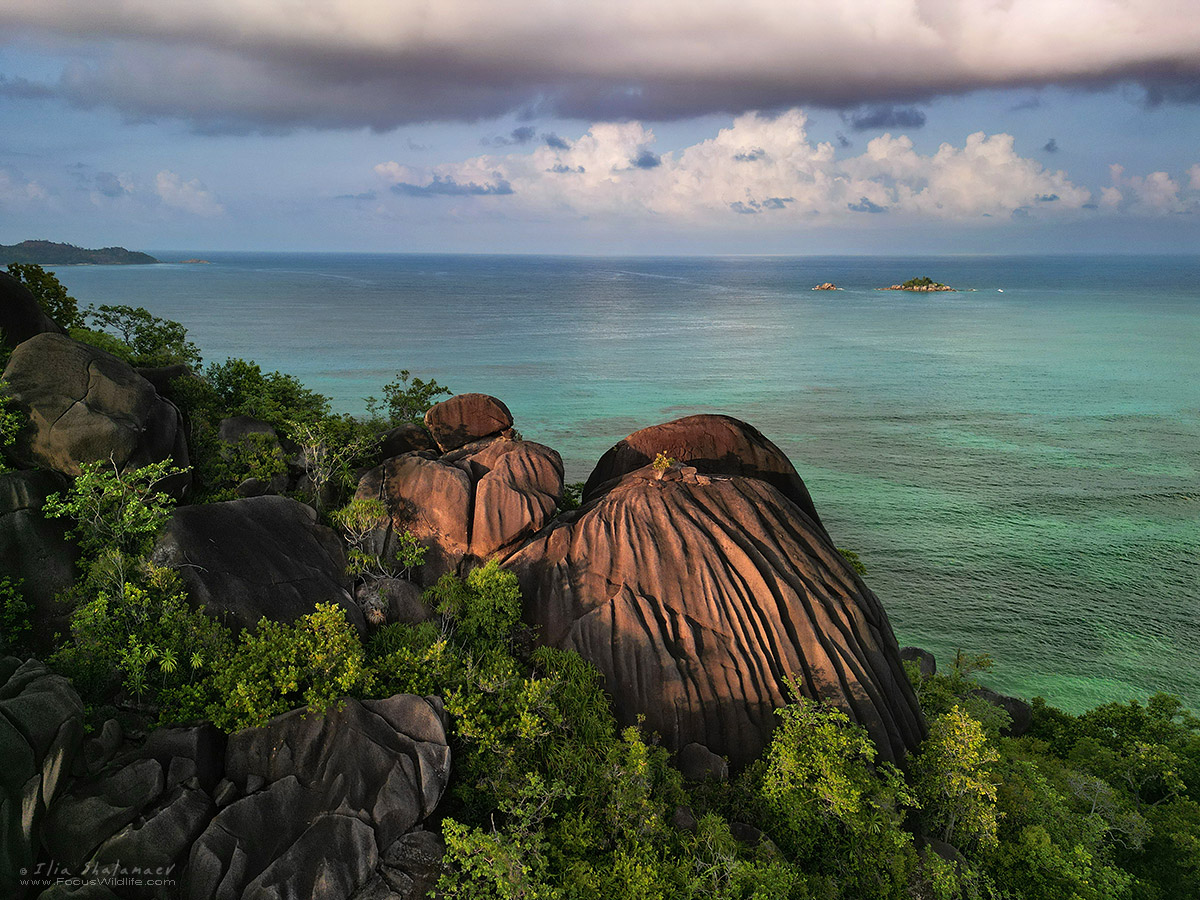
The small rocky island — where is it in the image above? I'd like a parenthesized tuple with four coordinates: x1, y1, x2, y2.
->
(0, 239, 158, 265)
(885, 276, 954, 292)
(812, 282, 837, 290)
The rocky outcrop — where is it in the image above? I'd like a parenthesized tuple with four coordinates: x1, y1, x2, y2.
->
(25, 691, 448, 900)
(582, 414, 825, 532)
(189, 694, 449, 900)
(379, 423, 438, 460)
(153, 495, 362, 632)
(0, 657, 84, 897)
(0, 271, 66, 349)
(0, 470, 79, 644)
(506, 463, 925, 767)
(1, 333, 189, 479)
(356, 434, 563, 584)
(423, 393, 513, 452)
(812, 282, 837, 291)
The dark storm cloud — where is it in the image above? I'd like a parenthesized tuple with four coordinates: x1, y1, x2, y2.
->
(543, 133, 571, 149)
(392, 176, 514, 197)
(3, 3, 1200, 132)
(846, 104, 926, 131)
(1043, 138, 1059, 153)
(484, 125, 538, 146)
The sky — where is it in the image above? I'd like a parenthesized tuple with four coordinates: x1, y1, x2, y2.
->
(1, 0, 1199, 255)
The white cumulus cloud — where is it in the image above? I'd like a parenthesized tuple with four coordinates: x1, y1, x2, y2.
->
(376, 110, 1094, 224)
(154, 170, 224, 216)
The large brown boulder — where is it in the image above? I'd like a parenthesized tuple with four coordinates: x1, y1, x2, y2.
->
(582, 414, 825, 532)
(423, 393, 513, 452)
(153, 495, 362, 633)
(356, 435, 562, 584)
(0, 271, 66, 349)
(505, 465, 925, 767)
(0, 470, 79, 644)
(1, 333, 188, 478)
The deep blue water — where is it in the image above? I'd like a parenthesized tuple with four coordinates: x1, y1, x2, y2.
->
(51, 253, 1200, 712)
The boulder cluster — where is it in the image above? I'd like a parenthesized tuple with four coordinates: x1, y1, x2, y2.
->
(1, 279, 936, 897)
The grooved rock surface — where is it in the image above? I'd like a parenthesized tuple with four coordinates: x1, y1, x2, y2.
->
(505, 467, 926, 767)
(0, 657, 84, 897)
(189, 694, 450, 900)
(0, 271, 66, 348)
(0, 470, 79, 643)
(423, 393, 513, 452)
(1, 333, 188, 478)
(152, 495, 362, 632)
(582, 414, 825, 532)
(356, 436, 562, 584)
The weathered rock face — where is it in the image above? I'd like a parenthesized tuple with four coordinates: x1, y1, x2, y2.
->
(356, 435, 563, 584)
(189, 694, 450, 900)
(0, 271, 66, 348)
(0, 657, 84, 897)
(1, 333, 189, 478)
(582, 414, 825, 533)
(0, 470, 79, 643)
(28, 692, 448, 900)
(379, 423, 438, 460)
(505, 466, 925, 767)
(423, 393, 513, 453)
(153, 495, 363, 632)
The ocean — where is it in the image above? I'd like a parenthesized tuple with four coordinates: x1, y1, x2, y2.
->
(49, 253, 1200, 713)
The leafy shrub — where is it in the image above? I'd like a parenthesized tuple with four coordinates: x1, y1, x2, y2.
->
(366, 369, 451, 426)
(333, 497, 426, 579)
(0, 577, 31, 653)
(0, 381, 24, 471)
(73, 303, 202, 368)
(206, 603, 373, 731)
(837, 547, 867, 576)
(747, 684, 917, 896)
(914, 705, 1001, 851)
(427, 560, 523, 651)
(5, 262, 81, 329)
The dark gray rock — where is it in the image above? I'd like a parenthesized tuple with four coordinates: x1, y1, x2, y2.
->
(153, 495, 362, 633)
(0, 270, 66, 348)
(677, 742, 729, 783)
(2, 333, 188, 478)
(189, 693, 450, 900)
(0, 657, 84, 897)
(901, 646, 937, 679)
(0, 470, 79, 644)
(423, 393, 513, 452)
(379, 424, 437, 460)
(356, 577, 431, 628)
(42, 757, 165, 870)
(973, 687, 1033, 737)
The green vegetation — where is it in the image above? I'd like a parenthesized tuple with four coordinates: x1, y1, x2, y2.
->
(1, 240, 158, 266)
(8, 264, 1198, 900)
(898, 276, 949, 289)
(6, 262, 83, 329)
(71, 303, 202, 368)
(366, 369, 452, 425)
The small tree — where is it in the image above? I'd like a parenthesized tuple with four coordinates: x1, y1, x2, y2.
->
(366, 369, 451, 425)
(5, 262, 81, 329)
(915, 704, 1001, 850)
(82, 303, 202, 368)
(332, 497, 426, 579)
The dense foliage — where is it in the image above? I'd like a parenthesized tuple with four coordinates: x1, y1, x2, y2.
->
(5, 265, 1198, 900)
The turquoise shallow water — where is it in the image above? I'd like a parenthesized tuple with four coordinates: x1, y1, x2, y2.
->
(51, 254, 1200, 712)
